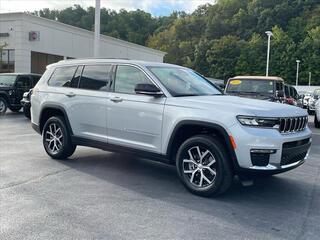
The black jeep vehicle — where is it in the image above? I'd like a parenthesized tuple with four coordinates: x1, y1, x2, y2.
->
(0, 73, 41, 115)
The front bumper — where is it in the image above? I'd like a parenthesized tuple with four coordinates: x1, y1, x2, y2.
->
(229, 123, 312, 173)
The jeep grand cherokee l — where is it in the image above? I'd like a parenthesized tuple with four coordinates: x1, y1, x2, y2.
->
(30, 59, 312, 196)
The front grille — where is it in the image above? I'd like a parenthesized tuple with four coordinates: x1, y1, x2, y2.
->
(279, 116, 308, 133)
(281, 151, 308, 165)
(281, 138, 311, 166)
(283, 138, 310, 148)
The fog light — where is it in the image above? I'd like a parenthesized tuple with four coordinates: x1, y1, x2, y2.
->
(250, 149, 276, 167)
(250, 149, 277, 154)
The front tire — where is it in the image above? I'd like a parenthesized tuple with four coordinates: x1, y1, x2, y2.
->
(176, 135, 233, 197)
(315, 114, 320, 128)
(0, 97, 8, 115)
(42, 116, 76, 159)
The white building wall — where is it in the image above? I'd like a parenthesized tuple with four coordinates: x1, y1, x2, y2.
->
(0, 13, 165, 73)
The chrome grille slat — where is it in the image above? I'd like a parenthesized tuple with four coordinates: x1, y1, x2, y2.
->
(279, 116, 308, 133)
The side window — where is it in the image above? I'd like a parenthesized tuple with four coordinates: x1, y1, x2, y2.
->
(79, 65, 111, 91)
(114, 65, 152, 94)
(48, 66, 77, 87)
(276, 82, 283, 91)
(32, 76, 41, 87)
(16, 76, 31, 88)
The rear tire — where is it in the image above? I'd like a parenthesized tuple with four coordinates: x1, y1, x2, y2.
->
(315, 114, 320, 128)
(176, 135, 233, 197)
(0, 97, 8, 115)
(42, 116, 76, 159)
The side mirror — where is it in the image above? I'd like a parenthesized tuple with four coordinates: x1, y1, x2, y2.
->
(135, 83, 163, 97)
(276, 90, 284, 98)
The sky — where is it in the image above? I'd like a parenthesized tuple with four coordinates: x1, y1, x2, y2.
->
(0, 0, 213, 16)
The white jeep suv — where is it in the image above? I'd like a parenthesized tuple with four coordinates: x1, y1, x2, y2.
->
(31, 59, 312, 196)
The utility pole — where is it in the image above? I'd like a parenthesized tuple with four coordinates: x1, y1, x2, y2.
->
(296, 60, 300, 86)
(265, 31, 273, 76)
(94, 0, 101, 57)
(309, 72, 312, 86)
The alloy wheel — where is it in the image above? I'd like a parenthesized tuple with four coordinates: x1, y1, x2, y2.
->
(45, 123, 64, 154)
(182, 146, 217, 188)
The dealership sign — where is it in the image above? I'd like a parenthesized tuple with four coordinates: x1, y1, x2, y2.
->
(29, 31, 40, 41)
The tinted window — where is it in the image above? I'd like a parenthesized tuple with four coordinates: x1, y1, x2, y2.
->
(285, 85, 290, 97)
(0, 75, 16, 87)
(79, 65, 111, 91)
(276, 82, 283, 91)
(115, 65, 152, 94)
(49, 66, 77, 87)
(17, 76, 31, 88)
(32, 75, 41, 86)
(148, 66, 221, 96)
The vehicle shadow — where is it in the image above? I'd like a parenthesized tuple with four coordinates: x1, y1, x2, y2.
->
(58, 149, 316, 238)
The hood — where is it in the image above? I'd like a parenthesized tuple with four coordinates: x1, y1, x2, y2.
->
(0, 86, 14, 91)
(166, 95, 307, 118)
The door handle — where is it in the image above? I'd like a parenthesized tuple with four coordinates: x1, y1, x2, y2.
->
(110, 96, 123, 103)
(65, 92, 76, 98)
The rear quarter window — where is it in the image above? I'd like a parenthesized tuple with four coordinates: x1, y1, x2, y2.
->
(48, 66, 77, 87)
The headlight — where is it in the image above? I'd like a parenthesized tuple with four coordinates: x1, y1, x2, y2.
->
(237, 116, 280, 128)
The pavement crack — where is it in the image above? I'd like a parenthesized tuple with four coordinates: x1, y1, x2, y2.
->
(0, 168, 71, 190)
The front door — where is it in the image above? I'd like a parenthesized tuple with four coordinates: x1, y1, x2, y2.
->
(107, 65, 165, 153)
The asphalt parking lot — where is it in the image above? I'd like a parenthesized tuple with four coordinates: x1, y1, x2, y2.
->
(1, 112, 320, 240)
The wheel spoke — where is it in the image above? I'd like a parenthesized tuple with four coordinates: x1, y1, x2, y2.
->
(55, 127, 61, 135)
(199, 172, 204, 187)
(206, 158, 216, 167)
(183, 169, 195, 174)
(183, 159, 198, 166)
(190, 170, 197, 184)
(202, 172, 212, 184)
(204, 167, 216, 176)
(196, 146, 201, 162)
(200, 150, 210, 163)
(188, 149, 194, 161)
(46, 131, 54, 137)
(56, 138, 62, 146)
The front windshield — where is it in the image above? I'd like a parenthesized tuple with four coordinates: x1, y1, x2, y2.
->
(226, 79, 274, 95)
(147, 66, 222, 97)
(0, 75, 16, 87)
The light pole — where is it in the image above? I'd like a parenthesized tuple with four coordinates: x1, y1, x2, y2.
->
(265, 31, 273, 76)
(296, 60, 300, 86)
(309, 72, 312, 86)
(94, 0, 101, 57)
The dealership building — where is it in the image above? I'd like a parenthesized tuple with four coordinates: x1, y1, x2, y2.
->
(0, 12, 165, 74)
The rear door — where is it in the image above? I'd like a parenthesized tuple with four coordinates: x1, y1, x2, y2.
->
(47, 64, 111, 142)
(67, 64, 112, 142)
(107, 64, 165, 153)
